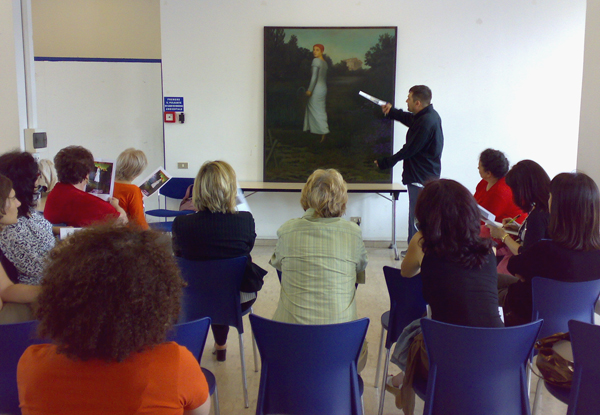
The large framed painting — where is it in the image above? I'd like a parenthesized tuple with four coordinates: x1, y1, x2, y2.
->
(264, 26, 397, 183)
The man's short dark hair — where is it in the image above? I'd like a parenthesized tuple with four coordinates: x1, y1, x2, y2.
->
(409, 85, 432, 106)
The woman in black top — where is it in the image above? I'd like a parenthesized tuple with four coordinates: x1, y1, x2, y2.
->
(172, 160, 266, 361)
(504, 172, 600, 326)
(489, 160, 551, 255)
(387, 179, 502, 413)
(489, 160, 551, 304)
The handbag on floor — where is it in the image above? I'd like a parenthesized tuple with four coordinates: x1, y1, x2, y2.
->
(534, 332, 573, 389)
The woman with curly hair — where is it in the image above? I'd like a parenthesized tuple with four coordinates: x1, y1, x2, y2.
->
(17, 224, 210, 414)
(113, 148, 149, 229)
(0, 174, 41, 323)
(474, 148, 525, 224)
(386, 179, 502, 414)
(172, 160, 266, 361)
(0, 151, 55, 285)
(44, 146, 127, 227)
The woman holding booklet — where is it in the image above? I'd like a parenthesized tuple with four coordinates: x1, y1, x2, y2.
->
(488, 160, 551, 305)
(488, 160, 551, 256)
(113, 148, 149, 229)
(44, 146, 127, 227)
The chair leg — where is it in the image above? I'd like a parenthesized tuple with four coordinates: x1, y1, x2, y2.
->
(361, 392, 365, 415)
(531, 377, 544, 415)
(527, 360, 532, 395)
(238, 332, 249, 408)
(377, 348, 391, 415)
(374, 325, 386, 388)
(213, 383, 220, 415)
(250, 307, 259, 372)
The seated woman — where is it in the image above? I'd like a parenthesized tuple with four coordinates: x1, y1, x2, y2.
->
(113, 148, 149, 229)
(504, 172, 600, 326)
(17, 224, 210, 415)
(44, 146, 127, 227)
(387, 179, 503, 414)
(0, 174, 41, 324)
(474, 148, 525, 225)
(270, 168, 368, 326)
(35, 159, 58, 213)
(0, 152, 55, 285)
(488, 160, 551, 293)
(172, 160, 267, 362)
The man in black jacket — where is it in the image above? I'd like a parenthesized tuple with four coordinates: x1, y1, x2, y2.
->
(375, 85, 444, 253)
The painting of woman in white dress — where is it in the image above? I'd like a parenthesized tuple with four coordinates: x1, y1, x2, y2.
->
(304, 44, 329, 142)
(264, 26, 397, 183)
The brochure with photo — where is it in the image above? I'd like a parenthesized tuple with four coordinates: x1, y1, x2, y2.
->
(136, 167, 172, 198)
(85, 159, 116, 201)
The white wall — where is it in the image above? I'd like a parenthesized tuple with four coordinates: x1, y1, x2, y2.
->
(578, 0, 600, 183)
(34, 60, 165, 210)
(160, 0, 587, 241)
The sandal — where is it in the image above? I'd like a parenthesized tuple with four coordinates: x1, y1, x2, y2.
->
(385, 374, 404, 409)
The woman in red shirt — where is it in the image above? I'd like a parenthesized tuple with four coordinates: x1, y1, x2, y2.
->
(474, 148, 525, 224)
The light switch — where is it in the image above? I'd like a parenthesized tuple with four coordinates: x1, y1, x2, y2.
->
(177, 162, 189, 169)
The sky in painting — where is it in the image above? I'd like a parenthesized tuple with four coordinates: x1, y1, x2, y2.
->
(283, 27, 396, 68)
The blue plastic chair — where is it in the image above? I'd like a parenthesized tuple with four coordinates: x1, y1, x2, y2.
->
(531, 278, 600, 340)
(168, 317, 220, 415)
(561, 320, 600, 414)
(249, 314, 369, 415)
(529, 278, 600, 413)
(176, 256, 258, 408)
(145, 177, 195, 232)
(0, 320, 48, 415)
(534, 320, 600, 415)
(418, 318, 543, 415)
(376, 267, 427, 415)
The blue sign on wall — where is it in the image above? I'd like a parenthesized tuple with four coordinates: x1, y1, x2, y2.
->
(164, 97, 184, 112)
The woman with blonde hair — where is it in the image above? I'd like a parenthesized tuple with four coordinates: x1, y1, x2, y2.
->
(270, 168, 368, 325)
(113, 148, 149, 229)
(172, 160, 266, 361)
(35, 159, 57, 212)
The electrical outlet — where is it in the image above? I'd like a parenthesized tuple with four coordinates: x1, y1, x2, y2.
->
(350, 217, 361, 226)
(177, 162, 189, 169)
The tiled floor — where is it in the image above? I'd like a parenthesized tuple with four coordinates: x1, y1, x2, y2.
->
(198, 242, 569, 415)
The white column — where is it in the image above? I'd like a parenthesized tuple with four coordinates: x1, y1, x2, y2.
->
(577, 0, 600, 183)
(0, 0, 34, 151)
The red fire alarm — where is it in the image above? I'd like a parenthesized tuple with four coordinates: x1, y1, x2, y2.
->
(164, 111, 176, 123)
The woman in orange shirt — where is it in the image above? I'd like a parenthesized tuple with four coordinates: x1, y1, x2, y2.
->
(113, 148, 149, 229)
(17, 224, 210, 415)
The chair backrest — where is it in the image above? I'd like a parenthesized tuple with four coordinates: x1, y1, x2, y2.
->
(159, 177, 194, 200)
(176, 256, 247, 332)
(531, 278, 600, 339)
(0, 320, 47, 415)
(420, 318, 543, 415)
(166, 317, 211, 362)
(250, 314, 369, 415)
(567, 319, 600, 415)
(383, 266, 427, 349)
